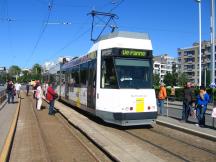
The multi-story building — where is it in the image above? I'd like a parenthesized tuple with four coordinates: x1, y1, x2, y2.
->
(178, 40, 216, 85)
(153, 54, 177, 83)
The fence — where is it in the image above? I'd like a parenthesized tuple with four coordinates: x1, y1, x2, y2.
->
(0, 89, 7, 105)
(164, 97, 216, 128)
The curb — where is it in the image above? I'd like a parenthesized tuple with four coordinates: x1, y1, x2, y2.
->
(0, 97, 21, 162)
(156, 120, 216, 142)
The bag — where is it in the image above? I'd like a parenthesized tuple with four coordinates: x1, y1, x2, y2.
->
(13, 90, 16, 96)
(196, 104, 203, 109)
(53, 93, 58, 99)
(212, 108, 216, 118)
(191, 109, 196, 119)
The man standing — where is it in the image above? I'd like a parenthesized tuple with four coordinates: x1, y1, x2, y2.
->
(7, 80, 15, 103)
(182, 82, 194, 122)
(15, 82, 21, 98)
(46, 82, 57, 115)
(26, 83, 30, 96)
(157, 83, 167, 115)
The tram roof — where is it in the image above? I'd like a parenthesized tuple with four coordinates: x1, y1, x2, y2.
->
(96, 31, 150, 42)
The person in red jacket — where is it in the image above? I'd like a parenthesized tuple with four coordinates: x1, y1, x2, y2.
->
(46, 82, 58, 115)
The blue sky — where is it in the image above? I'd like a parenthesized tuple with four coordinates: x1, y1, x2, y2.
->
(0, 0, 214, 69)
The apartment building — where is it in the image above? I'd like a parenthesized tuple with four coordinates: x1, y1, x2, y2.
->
(153, 54, 177, 83)
(178, 40, 216, 85)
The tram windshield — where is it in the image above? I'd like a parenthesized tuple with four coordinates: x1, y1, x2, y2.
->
(101, 57, 152, 89)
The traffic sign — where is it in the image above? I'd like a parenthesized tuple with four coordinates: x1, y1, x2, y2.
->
(210, 82, 216, 88)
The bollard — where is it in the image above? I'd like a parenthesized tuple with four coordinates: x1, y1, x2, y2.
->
(166, 98, 169, 117)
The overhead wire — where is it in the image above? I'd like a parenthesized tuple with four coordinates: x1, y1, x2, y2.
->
(24, 0, 54, 68)
(40, 0, 125, 64)
(1, 0, 15, 65)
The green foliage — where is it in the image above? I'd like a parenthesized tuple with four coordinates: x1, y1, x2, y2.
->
(3, 64, 44, 83)
(153, 74, 160, 87)
(201, 70, 211, 87)
(31, 64, 43, 81)
(178, 73, 189, 86)
(8, 65, 21, 78)
(163, 72, 178, 86)
(158, 87, 216, 103)
(32, 64, 42, 75)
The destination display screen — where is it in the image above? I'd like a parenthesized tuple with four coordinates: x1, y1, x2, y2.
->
(121, 49, 148, 57)
(102, 48, 152, 58)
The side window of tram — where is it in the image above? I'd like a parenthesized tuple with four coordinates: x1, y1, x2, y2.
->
(72, 67, 80, 87)
(80, 62, 88, 87)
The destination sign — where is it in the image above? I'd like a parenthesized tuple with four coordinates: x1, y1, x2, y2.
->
(121, 49, 147, 57)
(101, 48, 152, 58)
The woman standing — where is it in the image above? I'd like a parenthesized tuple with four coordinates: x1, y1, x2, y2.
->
(36, 81, 43, 110)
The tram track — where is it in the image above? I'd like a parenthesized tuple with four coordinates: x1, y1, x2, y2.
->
(56, 99, 215, 162)
(31, 97, 111, 162)
(9, 93, 112, 162)
(123, 125, 216, 162)
(149, 127, 216, 155)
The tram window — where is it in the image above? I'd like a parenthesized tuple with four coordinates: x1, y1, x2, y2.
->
(115, 59, 152, 88)
(101, 57, 118, 88)
(71, 66, 80, 87)
(80, 62, 88, 87)
(88, 59, 97, 87)
(69, 73, 74, 92)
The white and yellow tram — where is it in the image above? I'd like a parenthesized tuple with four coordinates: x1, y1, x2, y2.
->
(58, 31, 157, 126)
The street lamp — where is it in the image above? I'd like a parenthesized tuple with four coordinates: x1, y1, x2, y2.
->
(195, 0, 202, 87)
(211, 0, 215, 85)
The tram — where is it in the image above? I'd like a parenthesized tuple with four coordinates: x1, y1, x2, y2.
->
(57, 31, 157, 126)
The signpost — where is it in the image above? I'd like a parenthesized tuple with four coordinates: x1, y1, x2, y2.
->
(210, 82, 216, 127)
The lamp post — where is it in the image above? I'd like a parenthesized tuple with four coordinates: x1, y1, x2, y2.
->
(195, 0, 202, 87)
(211, 0, 215, 84)
(210, 0, 215, 106)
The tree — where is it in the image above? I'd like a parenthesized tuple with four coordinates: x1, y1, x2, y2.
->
(178, 73, 189, 86)
(172, 62, 177, 73)
(8, 65, 21, 81)
(32, 64, 43, 80)
(163, 72, 178, 87)
(19, 69, 31, 83)
(163, 72, 173, 86)
(153, 74, 160, 87)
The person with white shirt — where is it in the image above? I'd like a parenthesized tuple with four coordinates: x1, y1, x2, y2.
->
(36, 81, 44, 110)
(15, 82, 22, 98)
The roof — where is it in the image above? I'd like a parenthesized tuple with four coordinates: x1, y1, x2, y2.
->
(96, 31, 150, 42)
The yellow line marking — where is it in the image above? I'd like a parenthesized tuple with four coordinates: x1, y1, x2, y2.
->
(0, 94, 21, 162)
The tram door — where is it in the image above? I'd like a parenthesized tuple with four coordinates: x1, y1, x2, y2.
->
(87, 60, 96, 109)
